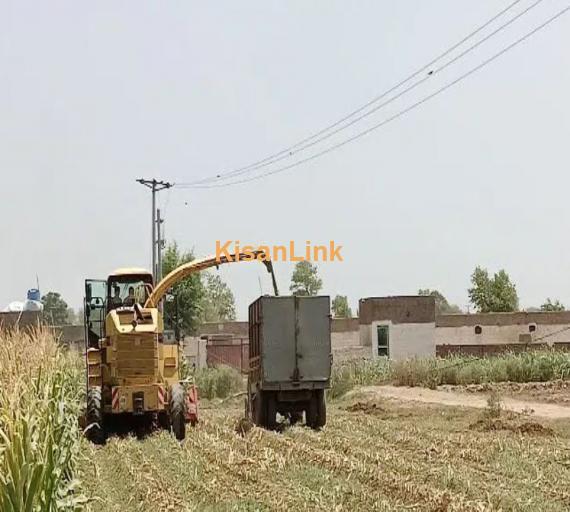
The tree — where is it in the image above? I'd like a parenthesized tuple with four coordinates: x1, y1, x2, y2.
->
(468, 266, 519, 313)
(332, 295, 352, 318)
(290, 261, 322, 296)
(66, 307, 76, 325)
(418, 289, 462, 315)
(162, 242, 205, 336)
(540, 298, 565, 312)
(201, 273, 237, 322)
(41, 291, 69, 325)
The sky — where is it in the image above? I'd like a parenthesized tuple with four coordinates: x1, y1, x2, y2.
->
(1, 0, 569, 318)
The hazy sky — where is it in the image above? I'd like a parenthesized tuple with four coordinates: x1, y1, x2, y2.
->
(1, 1, 569, 318)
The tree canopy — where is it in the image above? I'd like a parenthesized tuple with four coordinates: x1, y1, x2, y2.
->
(540, 298, 565, 312)
(289, 261, 322, 296)
(417, 289, 462, 315)
(162, 242, 205, 336)
(468, 266, 519, 313)
(332, 295, 352, 318)
(41, 291, 69, 326)
(201, 273, 237, 323)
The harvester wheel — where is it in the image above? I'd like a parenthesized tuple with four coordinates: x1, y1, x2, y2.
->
(170, 384, 186, 441)
(86, 386, 106, 445)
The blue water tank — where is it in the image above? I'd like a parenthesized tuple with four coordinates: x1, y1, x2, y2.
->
(27, 288, 41, 301)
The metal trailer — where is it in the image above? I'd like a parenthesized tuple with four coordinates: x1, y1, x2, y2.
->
(247, 295, 331, 430)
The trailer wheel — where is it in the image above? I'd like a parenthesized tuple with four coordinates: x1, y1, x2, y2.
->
(306, 390, 326, 430)
(169, 384, 186, 441)
(315, 389, 326, 429)
(305, 393, 318, 429)
(85, 386, 106, 445)
(265, 392, 277, 430)
(252, 392, 265, 427)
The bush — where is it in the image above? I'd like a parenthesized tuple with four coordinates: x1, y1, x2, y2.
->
(194, 365, 244, 399)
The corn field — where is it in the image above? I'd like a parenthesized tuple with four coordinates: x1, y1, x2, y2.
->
(3, 332, 570, 511)
(0, 329, 85, 511)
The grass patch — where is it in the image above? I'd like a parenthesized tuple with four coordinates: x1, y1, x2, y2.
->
(330, 350, 570, 397)
(328, 358, 392, 399)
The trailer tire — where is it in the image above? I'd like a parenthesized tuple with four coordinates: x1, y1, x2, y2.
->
(86, 387, 106, 445)
(315, 389, 326, 429)
(306, 393, 318, 429)
(170, 384, 186, 441)
(265, 392, 277, 430)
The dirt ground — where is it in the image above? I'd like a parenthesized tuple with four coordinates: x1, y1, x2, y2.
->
(79, 392, 570, 512)
(360, 385, 570, 419)
(441, 380, 570, 406)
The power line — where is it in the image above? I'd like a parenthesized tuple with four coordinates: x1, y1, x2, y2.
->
(182, 0, 544, 187)
(179, 5, 570, 189)
(180, 0, 526, 187)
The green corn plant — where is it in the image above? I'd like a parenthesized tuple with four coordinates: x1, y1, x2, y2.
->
(0, 329, 85, 511)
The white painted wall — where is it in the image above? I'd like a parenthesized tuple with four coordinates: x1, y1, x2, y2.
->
(436, 324, 570, 346)
(370, 320, 436, 360)
(183, 337, 207, 369)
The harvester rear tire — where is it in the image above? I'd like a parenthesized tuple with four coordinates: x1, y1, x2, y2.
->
(170, 384, 186, 441)
(86, 387, 106, 445)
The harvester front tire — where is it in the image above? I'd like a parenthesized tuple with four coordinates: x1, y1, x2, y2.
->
(170, 384, 186, 441)
(86, 387, 106, 445)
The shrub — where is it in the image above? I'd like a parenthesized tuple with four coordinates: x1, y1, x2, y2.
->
(194, 365, 244, 399)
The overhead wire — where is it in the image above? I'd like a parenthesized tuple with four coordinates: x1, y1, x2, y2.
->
(179, 4, 570, 189)
(179, 0, 528, 187)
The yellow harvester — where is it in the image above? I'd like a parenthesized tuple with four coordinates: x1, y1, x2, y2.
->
(83, 251, 274, 443)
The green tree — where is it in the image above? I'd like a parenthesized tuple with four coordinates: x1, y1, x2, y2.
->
(162, 242, 205, 336)
(418, 289, 462, 315)
(201, 273, 237, 322)
(290, 261, 322, 296)
(41, 291, 69, 325)
(66, 307, 76, 325)
(468, 266, 519, 313)
(332, 295, 352, 318)
(540, 298, 565, 312)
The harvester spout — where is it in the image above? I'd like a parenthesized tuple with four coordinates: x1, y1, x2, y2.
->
(144, 250, 277, 308)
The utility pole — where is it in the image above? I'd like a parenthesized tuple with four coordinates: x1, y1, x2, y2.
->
(136, 178, 173, 282)
(156, 208, 164, 283)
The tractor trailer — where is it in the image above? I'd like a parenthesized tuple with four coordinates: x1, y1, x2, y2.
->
(248, 295, 331, 430)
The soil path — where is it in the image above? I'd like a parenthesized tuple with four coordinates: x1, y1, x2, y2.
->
(358, 385, 570, 419)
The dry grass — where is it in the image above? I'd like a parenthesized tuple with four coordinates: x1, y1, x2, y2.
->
(78, 396, 570, 512)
